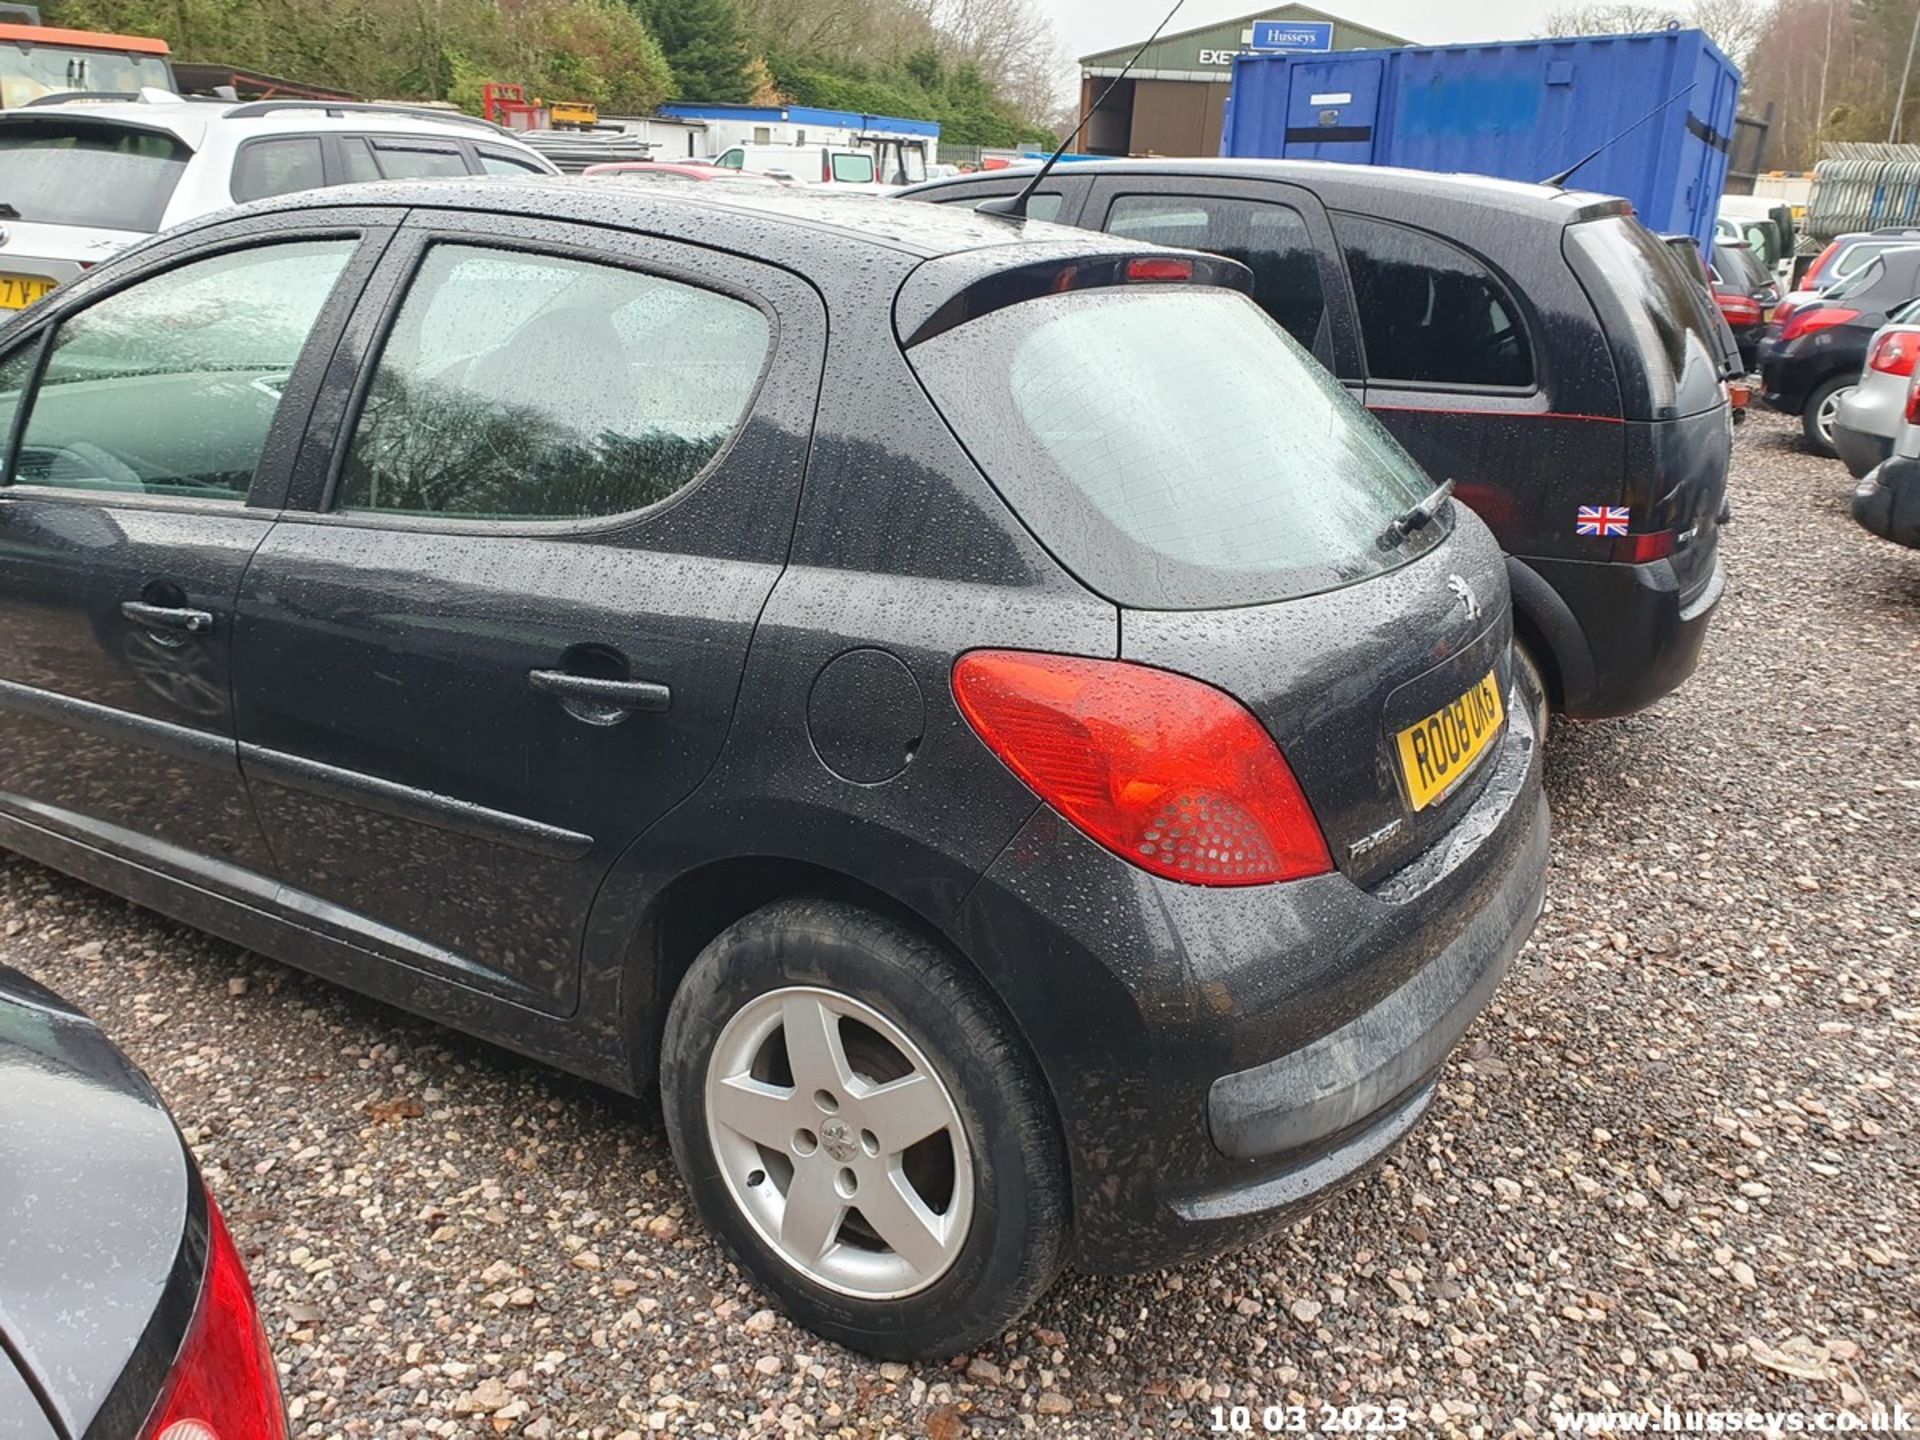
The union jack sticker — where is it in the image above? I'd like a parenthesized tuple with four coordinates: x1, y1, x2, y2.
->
(1576, 505, 1631, 537)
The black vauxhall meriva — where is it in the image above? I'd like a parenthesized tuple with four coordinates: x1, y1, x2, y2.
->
(0, 179, 1547, 1357)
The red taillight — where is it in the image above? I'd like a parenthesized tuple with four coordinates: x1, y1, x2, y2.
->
(1906, 375, 1920, 426)
(1779, 307, 1860, 343)
(1715, 293, 1762, 326)
(1611, 529, 1676, 563)
(1126, 257, 1194, 283)
(1869, 330, 1920, 376)
(952, 650, 1332, 886)
(141, 1190, 286, 1440)
(1805, 241, 1840, 286)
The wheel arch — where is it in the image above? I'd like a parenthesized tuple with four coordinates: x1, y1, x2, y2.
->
(621, 857, 1055, 1117)
(1505, 555, 1593, 714)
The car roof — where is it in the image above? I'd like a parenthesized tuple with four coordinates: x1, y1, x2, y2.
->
(908, 156, 1625, 227)
(0, 95, 524, 151)
(245, 175, 1153, 261)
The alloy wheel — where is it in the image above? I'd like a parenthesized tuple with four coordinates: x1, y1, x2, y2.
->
(704, 985, 974, 1299)
(1816, 386, 1851, 447)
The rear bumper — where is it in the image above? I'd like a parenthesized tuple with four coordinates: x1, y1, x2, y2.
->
(1853, 456, 1920, 549)
(1834, 422, 1894, 480)
(946, 690, 1548, 1272)
(1518, 551, 1725, 719)
(1207, 807, 1544, 1161)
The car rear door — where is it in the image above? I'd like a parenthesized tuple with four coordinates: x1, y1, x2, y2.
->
(1080, 172, 1362, 384)
(0, 212, 392, 892)
(230, 211, 824, 1014)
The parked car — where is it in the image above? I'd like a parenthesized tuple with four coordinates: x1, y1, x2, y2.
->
(902, 159, 1733, 727)
(0, 93, 555, 309)
(582, 160, 782, 184)
(0, 179, 1548, 1358)
(1710, 238, 1781, 369)
(1660, 233, 1752, 419)
(1775, 226, 1920, 322)
(711, 142, 892, 191)
(1852, 376, 1920, 548)
(1760, 246, 1920, 456)
(1831, 305, 1920, 477)
(1, 965, 284, 1438)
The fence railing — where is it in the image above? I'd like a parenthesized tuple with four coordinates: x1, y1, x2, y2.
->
(1807, 143, 1920, 240)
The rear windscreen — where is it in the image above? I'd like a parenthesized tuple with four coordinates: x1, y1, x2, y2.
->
(1566, 216, 1729, 418)
(907, 285, 1445, 610)
(0, 124, 190, 232)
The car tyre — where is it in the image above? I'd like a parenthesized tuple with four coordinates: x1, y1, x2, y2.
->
(660, 898, 1068, 1359)
(1512, 640, 1551, 745)
(1803, 375, 1853, 458)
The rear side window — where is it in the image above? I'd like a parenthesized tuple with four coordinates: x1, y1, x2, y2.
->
(909, 286, 1441, 610)
(340, 137, 383, 183)
(232, 137, 326, 203)
(337, 244, 770, 520)
(0, 123, 190, 232)
(371, 141, 466, 179)
(1823, 253, 1911, 303)
(1106, 194, 1326, 349)
(478, 147, 545, 175)
(831, 153, 876, 184)
(1337, 215, 1533, 389)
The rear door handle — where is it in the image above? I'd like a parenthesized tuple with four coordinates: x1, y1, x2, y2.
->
(121, 601, 214, 634)
(527, 669, 672, 715)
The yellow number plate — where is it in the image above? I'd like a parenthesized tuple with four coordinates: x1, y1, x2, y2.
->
(1394, 669, 1505, 811)
(0, 273, 55, 310)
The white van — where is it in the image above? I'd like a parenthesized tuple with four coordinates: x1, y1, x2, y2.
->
(712, 143, 889, 193)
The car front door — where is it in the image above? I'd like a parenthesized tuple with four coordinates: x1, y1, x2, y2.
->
(0, 217, 390, 890)
(1082, 174, 1362, 386)
(231, 213, 824, 1014)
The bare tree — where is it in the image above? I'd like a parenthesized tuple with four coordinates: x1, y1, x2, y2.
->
(1542, 0, 1777, 65)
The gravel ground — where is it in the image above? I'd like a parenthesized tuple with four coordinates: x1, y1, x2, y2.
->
(5, 408, 1918, 1438)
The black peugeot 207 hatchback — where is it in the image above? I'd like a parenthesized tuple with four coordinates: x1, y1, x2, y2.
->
(902, 159, 1735, 733)
(0, 179, 1547, 1358)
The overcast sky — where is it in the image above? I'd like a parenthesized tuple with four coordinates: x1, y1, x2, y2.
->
(1043, 0, 1569, 98)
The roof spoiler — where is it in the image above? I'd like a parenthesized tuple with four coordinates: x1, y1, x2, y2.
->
(896, 244, 1253, 347)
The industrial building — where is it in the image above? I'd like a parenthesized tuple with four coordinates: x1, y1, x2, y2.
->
(1076, 3, 1408, 158)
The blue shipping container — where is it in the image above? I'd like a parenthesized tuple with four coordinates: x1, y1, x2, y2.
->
(1219, 30, 1741, 253)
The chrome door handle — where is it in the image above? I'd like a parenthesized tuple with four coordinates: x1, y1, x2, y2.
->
(527, 669, 672, 715)
(121, 601, 214, 634)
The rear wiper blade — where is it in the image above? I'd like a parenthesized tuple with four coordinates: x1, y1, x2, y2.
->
(1379, 477, 1455, 548)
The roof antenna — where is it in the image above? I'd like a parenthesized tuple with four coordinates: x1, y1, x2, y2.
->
(979, 0, 1189, 219)
(1542, 80, 1697, 187)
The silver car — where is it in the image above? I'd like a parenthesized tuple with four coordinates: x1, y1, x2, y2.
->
(1852, 367, 1920, 548)
(0, 93, 555, 312)
(1833, 305, 1920, 478)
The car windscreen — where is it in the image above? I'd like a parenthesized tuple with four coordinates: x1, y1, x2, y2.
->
(0, 46, 172, 108)
(1566, 215, 1730, 417)
(0, 123, 191, 232)
(907, 285, 1445, 610)
(1714, 242, 1767, 290)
